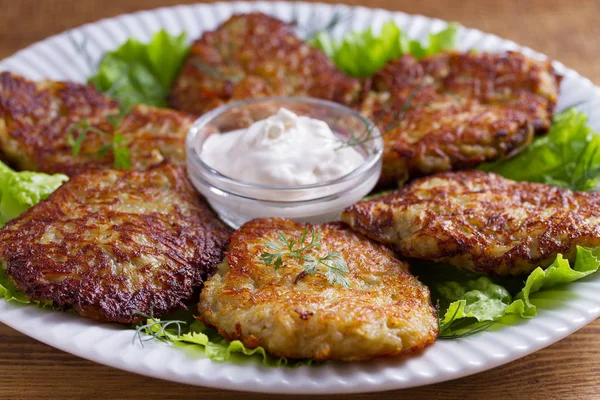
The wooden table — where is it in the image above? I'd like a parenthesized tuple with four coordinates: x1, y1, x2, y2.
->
(1, 1, 599, 399)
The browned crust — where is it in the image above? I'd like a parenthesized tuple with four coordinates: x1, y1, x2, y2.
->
(361, 51, 562, 186)
(342, 171, 600, 275)
(169, 13, 364, 115)
(168, 13, 562, 186)
(0, 72, 194, 176)
(0, 163, 231, 323)
(198, 218, 438, 361)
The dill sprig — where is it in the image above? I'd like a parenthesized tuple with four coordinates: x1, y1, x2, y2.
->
(132, 309, 187, 347)
(67, 31, 134, 169)
(67, 103, 133, 169)
(436, 301, 496, 340)
(260, 229, 350, 288)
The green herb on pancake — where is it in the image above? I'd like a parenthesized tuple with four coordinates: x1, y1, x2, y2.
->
(260, 229, 350, 288)
(67, 104, 132, 170)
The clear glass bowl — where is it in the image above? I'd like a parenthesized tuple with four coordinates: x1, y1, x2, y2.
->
(186, 97, 383, 228)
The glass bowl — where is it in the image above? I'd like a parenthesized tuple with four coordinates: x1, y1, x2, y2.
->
(186, 97, 383, 228)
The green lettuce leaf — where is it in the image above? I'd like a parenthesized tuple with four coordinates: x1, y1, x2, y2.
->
(507, 247, 600, 317)
(437, 277, 512, 322)
(139, 318, 311, 367)
(0, 161, 68, 227)
(480, 108, 600, 191)
(88, 30, 189, 107)
(438, 246, 600, 338)
(311, 21, 458, 77)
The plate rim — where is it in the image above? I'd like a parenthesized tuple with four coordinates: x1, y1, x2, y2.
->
(1, 1, 600, 394)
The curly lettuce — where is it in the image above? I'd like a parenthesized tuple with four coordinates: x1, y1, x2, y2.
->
(2, 19, 599, 361)
(88, 30, 189, 107)
(436, 246, 600, 338)
(0, 161, 68, 228)
(311, 21, 458, 77)
(138, 317, 311, 367)
(480, 108, 600, 191)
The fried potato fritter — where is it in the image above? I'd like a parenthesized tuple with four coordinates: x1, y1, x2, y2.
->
(0, 163, 230, 323)
(198, 218, 437, 361)
(0, 72, 193, 176)
(169, 12, 560, 185)
(342, 171, 600, 275)
(361, 51, 561, 186)
(169, 13, 364, 115)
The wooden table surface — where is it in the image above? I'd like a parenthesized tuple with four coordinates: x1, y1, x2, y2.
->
(1, 1, 599, 399)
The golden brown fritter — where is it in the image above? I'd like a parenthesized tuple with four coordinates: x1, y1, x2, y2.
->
(169, 13, 364, 115)
(0, 163, 230, 323)
(0, 72, 193, 176)
(168, 13, 561, 186)
(199, 218, 437, 361)
(360, 51, 561, 186)
(342, 171, 600, 276)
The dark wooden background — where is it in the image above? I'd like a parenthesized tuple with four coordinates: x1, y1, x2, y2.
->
(1, 1, 599, 399)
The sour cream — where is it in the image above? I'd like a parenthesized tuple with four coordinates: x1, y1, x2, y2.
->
(201, 108, 364, 186)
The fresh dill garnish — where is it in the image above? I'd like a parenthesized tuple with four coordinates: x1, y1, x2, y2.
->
(436, 301, 496, 340)
(66, 103, 133, 169)
(132, 309, 187, 347)
(259, 229, 350, 288)
(66, 120, 102, 157)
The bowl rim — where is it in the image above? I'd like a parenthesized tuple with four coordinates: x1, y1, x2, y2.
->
(185, 96, 384, 191)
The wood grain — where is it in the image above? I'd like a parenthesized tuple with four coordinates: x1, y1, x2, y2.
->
(0, 1, 599, 399)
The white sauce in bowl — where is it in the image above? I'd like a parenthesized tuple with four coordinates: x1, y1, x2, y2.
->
(201, 108, 364, 186)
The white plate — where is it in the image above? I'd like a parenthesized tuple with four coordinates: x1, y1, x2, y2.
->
(1, 1, 600, 395)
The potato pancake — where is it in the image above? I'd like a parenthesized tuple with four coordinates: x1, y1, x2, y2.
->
(361, 52, 561, 186)
(198, 218, 437, 361)
(342, 171, 600, 275)
(0, 163, 230, 323)
(169, 12, 560, 185)
(0, 72, 193, 176)
(169, 13, 364, 115)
